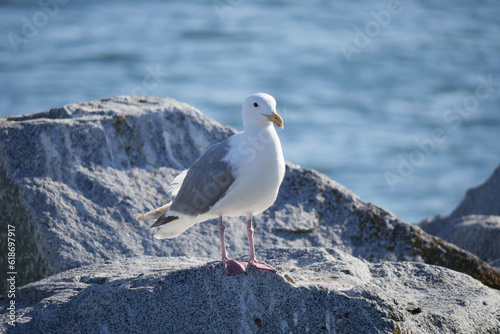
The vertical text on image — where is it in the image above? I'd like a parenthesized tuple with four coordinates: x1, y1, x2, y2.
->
(7, 224, 17, 326)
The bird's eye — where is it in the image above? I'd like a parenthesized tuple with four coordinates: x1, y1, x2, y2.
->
(253, 102, 259, 107)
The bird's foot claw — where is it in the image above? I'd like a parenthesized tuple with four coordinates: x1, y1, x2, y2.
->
(249, 260, 278, 273)
(223, 258, 248, 275)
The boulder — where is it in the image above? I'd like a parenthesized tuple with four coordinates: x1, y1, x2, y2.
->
(1, 248, 499, 333)
(0, 96, 233, 290)
(1, 96, 499, 294)
(421, 165, 500, 269)
(449, 165, 500, 218)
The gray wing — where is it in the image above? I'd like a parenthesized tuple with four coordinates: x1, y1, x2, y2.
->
(169, 139, 236, 217)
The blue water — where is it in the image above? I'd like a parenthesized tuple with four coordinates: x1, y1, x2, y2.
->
(1, 0, 499, 224)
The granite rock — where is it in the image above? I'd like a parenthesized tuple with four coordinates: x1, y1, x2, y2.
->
(1, 248, 499, 334)
(421, 165, 500, 270)
(1, 96, 499, 293)
(449, 164, 500, 218)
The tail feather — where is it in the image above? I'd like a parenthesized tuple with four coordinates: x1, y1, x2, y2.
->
(150, 214, 179, 228)
(137, 202, 172, 221)
(154, 217, 198, 239)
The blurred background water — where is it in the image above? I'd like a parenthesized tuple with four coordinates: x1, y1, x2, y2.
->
(1, 0, 499, 224)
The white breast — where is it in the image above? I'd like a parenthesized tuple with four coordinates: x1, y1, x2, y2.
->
(211, 125, 285, 217)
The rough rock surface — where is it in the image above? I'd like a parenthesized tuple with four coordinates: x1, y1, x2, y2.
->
(0, 96, 233, 291)
(422, 215, 500, 267)
(421, 165, 500, 270)
(1, 96, 499, 294)
(1, 248, 499, 334)
(449, 164, 500, 218)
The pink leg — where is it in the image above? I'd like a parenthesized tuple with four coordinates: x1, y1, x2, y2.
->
(246, 215, 277, 273)
(218, 216, 247, 275)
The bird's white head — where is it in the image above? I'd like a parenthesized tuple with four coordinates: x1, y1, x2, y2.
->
(242, 93, 284, 129)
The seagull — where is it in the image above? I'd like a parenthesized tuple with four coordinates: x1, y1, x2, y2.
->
(137, 93, 285, 275)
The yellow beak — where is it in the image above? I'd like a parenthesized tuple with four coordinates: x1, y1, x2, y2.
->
(263, 111, 284, 129)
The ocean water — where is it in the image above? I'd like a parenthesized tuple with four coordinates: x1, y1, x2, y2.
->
(1, 0, 499, 224)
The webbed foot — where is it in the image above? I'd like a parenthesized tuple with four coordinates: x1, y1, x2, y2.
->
(249, 260, 278, 273)
(223, 258, 248, 275)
